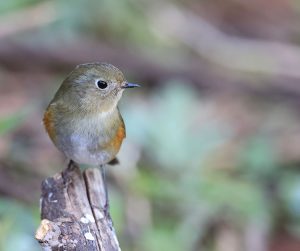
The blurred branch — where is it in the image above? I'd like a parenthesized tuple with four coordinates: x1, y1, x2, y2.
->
(2, 37, 300, 102)
(35, 163, 120, 251)
(150, 4, 300, 79)
(1, 1, 300, 97)
(0, 38, 214, 89)
(0, 2, 57, 39)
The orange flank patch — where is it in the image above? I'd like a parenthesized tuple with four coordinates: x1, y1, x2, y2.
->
(43, 108, 56, 142)
(109, 124, 126, 152)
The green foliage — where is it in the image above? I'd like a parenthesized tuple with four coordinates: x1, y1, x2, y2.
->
(140, 227, 183, 251)
(122, 82, 295, 250)
(198, 172, 267, 221)
(54, 0, 159, 47)
(0, 0, 39, 15)
(240, 136, 278, 178)
(0, 112, 27, 135)
(125, 81, 230, 170)
(0, 199, 40, 251)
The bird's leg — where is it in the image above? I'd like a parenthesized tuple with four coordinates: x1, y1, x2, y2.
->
(67, 159, 75, 170)
(62, 160, 76, 186)
(100, 164, 109, 216)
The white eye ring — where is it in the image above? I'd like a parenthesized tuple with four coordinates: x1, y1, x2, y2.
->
(95, 79, 108, 89)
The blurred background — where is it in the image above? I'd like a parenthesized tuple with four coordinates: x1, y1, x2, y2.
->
(1, 0, 300, 250)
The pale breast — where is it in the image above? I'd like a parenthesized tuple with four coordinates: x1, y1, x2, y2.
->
(54, 109, 125, 165)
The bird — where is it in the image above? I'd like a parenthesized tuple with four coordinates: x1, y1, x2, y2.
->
(43, 62, 140, 210)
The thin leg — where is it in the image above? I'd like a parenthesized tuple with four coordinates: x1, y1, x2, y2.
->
(62, 160, 76, 186)
(100, 164, 109, 216)
(67, 159, 75, 170)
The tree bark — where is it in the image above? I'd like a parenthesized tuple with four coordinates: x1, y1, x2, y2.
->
(35, 162, 121, 251)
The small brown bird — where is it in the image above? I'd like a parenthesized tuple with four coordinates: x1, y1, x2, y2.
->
(43, 63, 139, 209)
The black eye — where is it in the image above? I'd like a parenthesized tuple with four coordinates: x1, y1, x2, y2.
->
(96, 80, 108, 89)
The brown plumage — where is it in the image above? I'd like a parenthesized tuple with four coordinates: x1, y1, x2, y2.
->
(43, 62, 139, 166)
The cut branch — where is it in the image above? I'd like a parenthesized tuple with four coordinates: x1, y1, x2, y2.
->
(35, 163, 120, 251)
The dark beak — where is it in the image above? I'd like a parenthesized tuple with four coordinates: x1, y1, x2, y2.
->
(121, 82, 141, 89)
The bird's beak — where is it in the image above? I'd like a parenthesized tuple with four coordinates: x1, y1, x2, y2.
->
(121, 82, 141, 89)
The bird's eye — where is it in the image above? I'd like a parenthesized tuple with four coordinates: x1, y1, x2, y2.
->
(96, 80, 108, 89)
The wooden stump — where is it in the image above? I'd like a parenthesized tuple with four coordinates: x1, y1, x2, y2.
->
(35, 162, 121, 251)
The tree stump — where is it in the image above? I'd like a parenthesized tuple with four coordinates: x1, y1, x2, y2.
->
(35, 162, 121, 251)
